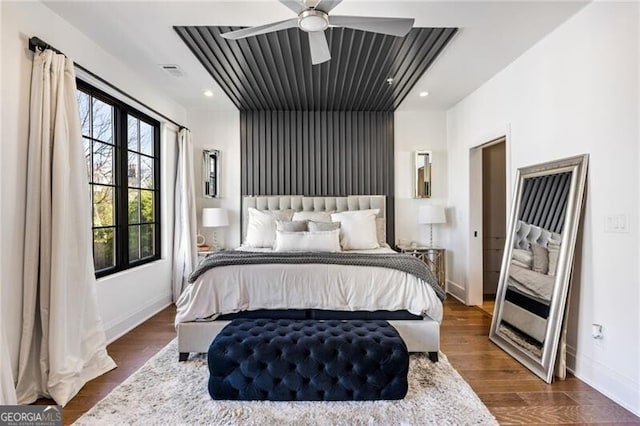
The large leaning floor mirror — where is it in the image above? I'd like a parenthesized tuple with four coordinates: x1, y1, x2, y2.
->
(490, 154, 588, 383)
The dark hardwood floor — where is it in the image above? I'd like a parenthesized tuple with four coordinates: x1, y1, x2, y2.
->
(39, 299, 639, 425)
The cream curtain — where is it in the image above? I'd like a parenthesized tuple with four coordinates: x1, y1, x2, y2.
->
(15, 49, 116, 406)
(172, 128, 197, 301)
(0, 301, 17, 404)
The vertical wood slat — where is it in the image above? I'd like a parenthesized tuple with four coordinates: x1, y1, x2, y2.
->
(240, 110, 395, 243)
(518, 172, 571, 234)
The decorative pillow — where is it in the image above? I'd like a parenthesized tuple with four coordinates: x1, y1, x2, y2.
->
(531, 244, 549, 274)
(245, 208, 294, 247)
(276, 220, 308, 232)
(273, 229, 341, 252)
(547, 240, 561, 277)
(376, 218, 387, 245)
(292, 211, 333, 223)
(307, 221, 340, 232)
(330, 209, 380, 250)
(511, 259, 531, 269)
(512, 249, 533, 269)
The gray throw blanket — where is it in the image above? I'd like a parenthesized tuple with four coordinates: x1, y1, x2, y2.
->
(189, 251, 446, 301)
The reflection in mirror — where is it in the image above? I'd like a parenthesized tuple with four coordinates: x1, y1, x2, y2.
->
(490, 155, 588, 383)
(414, 150, 432, 198)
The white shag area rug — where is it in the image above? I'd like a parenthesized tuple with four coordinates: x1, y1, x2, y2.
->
(74, 339, 497, 426)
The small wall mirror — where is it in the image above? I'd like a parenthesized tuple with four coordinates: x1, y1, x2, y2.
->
(203, 149, 220, 198)
(490, 154, 588, 383)
(414, 150, 432, 198)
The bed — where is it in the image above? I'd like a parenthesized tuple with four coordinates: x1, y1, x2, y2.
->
(502, 220, 561, 344)
(175, 195, 444, 360)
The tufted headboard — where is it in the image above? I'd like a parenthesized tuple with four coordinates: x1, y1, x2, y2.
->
(242, 195, 386, 243)
(513, 220, 561, 250)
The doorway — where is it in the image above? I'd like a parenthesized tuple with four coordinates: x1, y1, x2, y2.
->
(467, 135, 509, 314)
(480, 141, 506, 315)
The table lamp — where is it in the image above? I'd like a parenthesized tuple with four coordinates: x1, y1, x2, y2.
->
(199, 208, 229, 249)
(418, 205, 446, 247)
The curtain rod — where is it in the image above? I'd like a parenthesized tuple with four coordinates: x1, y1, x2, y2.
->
(28, 36, 188, 131)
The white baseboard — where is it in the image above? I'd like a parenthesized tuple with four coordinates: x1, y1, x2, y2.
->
(103, 293, 172, 344)
(446, 280, 466, 303)
(566, 344, 640, 417)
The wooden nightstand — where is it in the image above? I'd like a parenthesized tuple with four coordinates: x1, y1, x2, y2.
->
(397, 245, 446, 290)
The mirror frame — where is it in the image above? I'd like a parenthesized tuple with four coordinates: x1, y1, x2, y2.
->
(414, 150, 432, 198)
(203, 149, 220, 198)
(489, 154, 589, 383)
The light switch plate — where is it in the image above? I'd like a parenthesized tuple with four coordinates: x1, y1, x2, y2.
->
(604, 214, 630, 233)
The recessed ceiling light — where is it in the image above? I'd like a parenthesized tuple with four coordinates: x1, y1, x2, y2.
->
(203, 90, 214, 97)
(419, 91, 429, 97)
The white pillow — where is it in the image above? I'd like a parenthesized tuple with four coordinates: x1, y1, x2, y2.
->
(244, 208, 293, 247)
(512, 249, 533, 269)
(292, 211, 333, 223)
(274, 230, 341, 252)
(330, 209, 380, 250)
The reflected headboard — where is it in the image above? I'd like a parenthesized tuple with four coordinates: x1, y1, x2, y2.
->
(242, 195, 386, 243)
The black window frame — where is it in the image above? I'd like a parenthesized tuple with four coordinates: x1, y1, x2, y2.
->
(77, 79, 162, 278)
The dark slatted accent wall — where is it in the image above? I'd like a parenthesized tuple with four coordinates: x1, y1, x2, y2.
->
(175, 25, 459, 245)
(241, 110, 395, 243)
(518, 172, 572, 234)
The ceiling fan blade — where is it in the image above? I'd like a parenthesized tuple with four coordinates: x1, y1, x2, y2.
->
(308, 31, 331, 65)
(278, 0, 308, 14)
(329, 15, 415, 37)
(314, 0, 342, 13)
(220, 18, 299, 40)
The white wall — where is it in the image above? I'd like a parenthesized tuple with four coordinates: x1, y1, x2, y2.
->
(446, 2, 639, 414)
(188, 107, 241, 248)
(394, 110, 448, 247)
(1, 1, 187, 382)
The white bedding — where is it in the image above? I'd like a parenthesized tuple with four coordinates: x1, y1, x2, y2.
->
(175, 248, 443, 326)
(507, 263, 555, 303)
(235, 244, 397, 254)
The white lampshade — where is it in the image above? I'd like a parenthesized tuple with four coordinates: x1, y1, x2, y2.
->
(202, 208, 229, 227)
(418, 205, 446, 225)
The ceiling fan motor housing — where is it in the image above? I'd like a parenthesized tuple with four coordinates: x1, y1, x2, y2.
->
(298, 10, 329, 32)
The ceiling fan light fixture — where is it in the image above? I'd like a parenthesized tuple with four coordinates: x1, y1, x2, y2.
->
(298, 10, 329, 32)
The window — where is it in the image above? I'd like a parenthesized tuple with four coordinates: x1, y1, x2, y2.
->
(77, 80, 161, 277)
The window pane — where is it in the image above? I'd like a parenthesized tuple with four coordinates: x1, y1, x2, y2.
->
(77, 91, 91, 137)
(128, 116, 139, 151)
(128, 152, 140, 187)
(140, 121, 153, 156)
(140, 190, 154, 222)
(128, 225, 140, 262)
(140, 224, 154, 258)
(92, 142, 114, 184)
(93, 227, 115, 271)
(128, 189, 140, 224)
(83, 137, 92, 181)
(93, 185, 114, 227)
(140, 156, 153, 189)
(92, 98, 113, 143)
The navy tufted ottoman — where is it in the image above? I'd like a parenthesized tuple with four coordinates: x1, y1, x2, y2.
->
(207, 319, 409, 401)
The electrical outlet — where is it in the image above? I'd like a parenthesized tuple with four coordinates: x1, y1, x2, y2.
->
(592, 323, 604, 348)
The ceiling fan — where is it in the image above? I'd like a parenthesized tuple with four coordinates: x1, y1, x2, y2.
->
(220, 0, 415, 65)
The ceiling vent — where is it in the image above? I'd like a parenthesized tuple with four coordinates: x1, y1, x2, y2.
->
(160, 64, 184, 77)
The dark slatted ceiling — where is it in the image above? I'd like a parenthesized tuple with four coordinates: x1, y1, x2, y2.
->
(174, 26, 457, 111)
